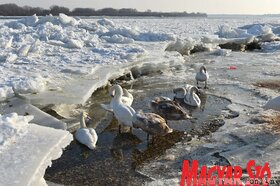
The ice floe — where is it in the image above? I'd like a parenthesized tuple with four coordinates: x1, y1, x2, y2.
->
(0, 14, 174, 103)
(0, 112, 72, 186)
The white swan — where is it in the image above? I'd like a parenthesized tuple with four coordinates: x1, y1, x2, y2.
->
(75, 112, 98, 149)
(122, 88, 134, 106)
(133, 111, 173, 140)
(110, 85, 136, 133)
(100, 87, 133, 112)
(173, 87, 187, 100)
(184, 86, 201, 107)
(195, 65, 209, 88)
(263, 96, 280, 111)
(173, 84, 198, 100)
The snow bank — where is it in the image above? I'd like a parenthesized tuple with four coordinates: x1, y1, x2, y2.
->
(165, 38, 220, 55)
(12, 75, 47, 94)
(101, 34, 134, 44)
(216, 24, 280, 42)
(0, 113, 32, 152)
(0, 86, 13, 101)
(0, 113, 72, 186)
(165, 38, 197, 55)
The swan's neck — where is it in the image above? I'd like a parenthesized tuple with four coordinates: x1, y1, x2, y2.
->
(200, 66, 206, 73)
(113, 87, 123, 103)
(80, 114, 87, 128)
(190, 87, 196, 97)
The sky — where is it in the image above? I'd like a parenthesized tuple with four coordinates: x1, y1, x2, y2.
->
(1, 0, 280, 15)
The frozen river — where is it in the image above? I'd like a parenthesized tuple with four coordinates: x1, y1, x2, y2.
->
(0, 15, 280, 185)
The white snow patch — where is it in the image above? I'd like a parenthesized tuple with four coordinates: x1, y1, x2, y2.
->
(101, 34, 134, 44)
(12, 75, 47, 94)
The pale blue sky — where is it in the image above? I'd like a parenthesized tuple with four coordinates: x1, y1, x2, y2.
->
(1, 0, 280, 14)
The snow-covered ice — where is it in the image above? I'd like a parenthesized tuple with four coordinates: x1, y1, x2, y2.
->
(0, 14, 173, 104)
(1, 14, 280, 185)
(0, 113, 73, 186)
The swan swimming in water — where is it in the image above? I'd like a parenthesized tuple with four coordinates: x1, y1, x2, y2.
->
(184, 86, 201, 107)
(100, 87, 133, 112)
(75, 112, 98, 149)
(263, 96, 280, 111)
(150, 97, 191, 120)
(110, 85, 136, 133)
(195, 65, 209, 89)
(133, 111, 173, 140)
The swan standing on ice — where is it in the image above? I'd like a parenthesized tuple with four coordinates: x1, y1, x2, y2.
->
(100, 87, 133, 112)
(195, 65, 209, 89)
(150, 97, 191, 120)
(263, 96, 280, 111)
(75, 112, 98, 150)
(110, 85, 136, 133)
(184, 86, 201, 107)
(133, 111, 173, 140)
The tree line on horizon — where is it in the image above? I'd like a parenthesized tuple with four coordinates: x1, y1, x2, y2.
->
(0, 4, 207, 17)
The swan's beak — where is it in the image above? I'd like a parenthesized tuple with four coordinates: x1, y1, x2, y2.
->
(110, 94, 114, 98)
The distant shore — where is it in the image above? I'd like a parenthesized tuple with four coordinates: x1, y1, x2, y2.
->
(0, 4, 207, 17)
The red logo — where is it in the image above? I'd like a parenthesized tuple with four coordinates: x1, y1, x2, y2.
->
(180, 160, 271, 186)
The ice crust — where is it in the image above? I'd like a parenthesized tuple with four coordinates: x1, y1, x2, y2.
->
(0, 15, 280, 185)
(0, 113, 73, 186)
(0, 14, 173, 104)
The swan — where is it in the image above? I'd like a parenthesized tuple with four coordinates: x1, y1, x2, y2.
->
(173, 85, 202, 101)
(133, 111, 173, 140)
(122, 88, 133, 106)
(195, 65, 209, 88)
(150, 97, 191, 120)
(263, 96, 280, 111)
(75, 112, 98, 150)
(110, 85, 136, 133)
(184, 86, 201, 107)
(100, 87, 133, 112)
(173, 87, 187, 103)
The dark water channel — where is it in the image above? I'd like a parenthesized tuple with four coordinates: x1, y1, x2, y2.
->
(45, 71, 233, 185)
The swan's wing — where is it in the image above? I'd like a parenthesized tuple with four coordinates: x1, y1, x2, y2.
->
(100, 103, 113, 112)
(126, 104, 136, 115)
(184, 93, 201, 107)
(195, 72, 204, 81)
(121, 97, 133, 106)
(123, 88, 133, 99)
(158, 101, 182, 111)
(75, 128, 97, 149)
(89, 128, 98, 144)
(144, 113, 168, 134)
(113, 104, 135, 126)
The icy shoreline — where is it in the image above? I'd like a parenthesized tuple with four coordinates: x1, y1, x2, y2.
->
(1, 14, 280, 185)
